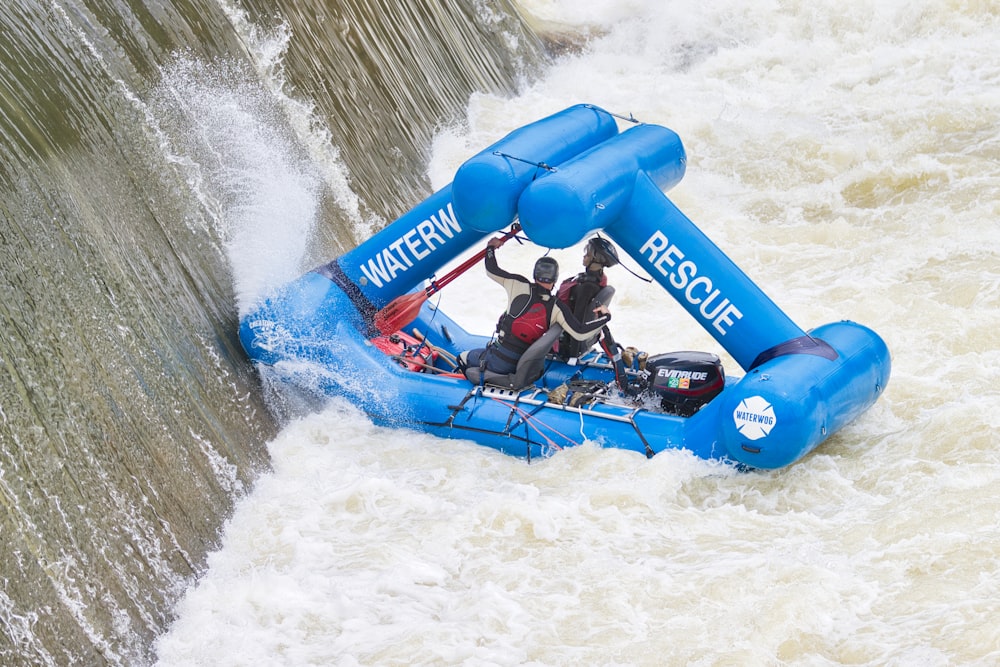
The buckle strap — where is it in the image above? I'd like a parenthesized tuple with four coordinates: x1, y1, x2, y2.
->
(490, 341, 521, 365)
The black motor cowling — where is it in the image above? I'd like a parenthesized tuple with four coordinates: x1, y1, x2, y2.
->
(644, 351, 725, 417)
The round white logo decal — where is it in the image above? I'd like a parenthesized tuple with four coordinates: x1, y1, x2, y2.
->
(733, 396, 777, 441)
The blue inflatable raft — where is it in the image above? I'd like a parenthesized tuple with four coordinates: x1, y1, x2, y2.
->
(239, 104, 890, 469)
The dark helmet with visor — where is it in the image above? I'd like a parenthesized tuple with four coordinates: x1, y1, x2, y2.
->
(533, 256, 559, 284)
(585, 236, 620, 267)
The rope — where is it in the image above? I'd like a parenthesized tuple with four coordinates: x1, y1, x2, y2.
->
(584, 104, 641, 125)
(493, 150, 557, 172)
(410, 327, 459, 370)
(488, 396, 583, 451)
(389, 355, 463, 376)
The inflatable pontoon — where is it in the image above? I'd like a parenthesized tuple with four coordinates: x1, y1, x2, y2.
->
(239, 104, 890, 469)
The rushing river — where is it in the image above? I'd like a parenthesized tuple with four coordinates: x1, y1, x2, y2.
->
(3, 0, 1000, 665)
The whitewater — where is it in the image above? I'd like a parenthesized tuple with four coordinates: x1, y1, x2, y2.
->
(155, 0, 1000, 664)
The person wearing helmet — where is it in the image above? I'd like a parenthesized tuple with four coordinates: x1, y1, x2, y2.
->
(460, 234, 611, 378)
(555, 236, 620, 359)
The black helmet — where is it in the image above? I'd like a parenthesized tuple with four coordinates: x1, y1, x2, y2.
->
(533, 256, 559, 284)
(585, 237, 619, 267)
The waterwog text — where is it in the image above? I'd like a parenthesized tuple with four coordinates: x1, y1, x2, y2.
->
(360, 203, 462, 288)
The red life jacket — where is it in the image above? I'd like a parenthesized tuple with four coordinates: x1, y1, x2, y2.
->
(497, 288, 553, 356)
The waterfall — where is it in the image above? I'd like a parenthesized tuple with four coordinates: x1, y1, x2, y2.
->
(0, 1, 543, 664)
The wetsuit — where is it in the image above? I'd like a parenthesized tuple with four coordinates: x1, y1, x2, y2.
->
(464, 249, 610, 375)
(556, 269, 608, 359)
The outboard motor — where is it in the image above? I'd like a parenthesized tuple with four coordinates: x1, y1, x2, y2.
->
(644, 351, 725, 417)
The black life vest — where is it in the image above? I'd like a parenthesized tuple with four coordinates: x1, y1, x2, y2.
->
(496, 287, 553, 358)
(556, 272, 606, 358)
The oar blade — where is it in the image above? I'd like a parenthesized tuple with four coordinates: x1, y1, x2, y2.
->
(373, 292, 428, 335)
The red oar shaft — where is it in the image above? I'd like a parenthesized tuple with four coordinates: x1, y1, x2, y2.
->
(424, 247, 487, 295)
(430, 222, 521, 294)
(373, 223, 521, 334)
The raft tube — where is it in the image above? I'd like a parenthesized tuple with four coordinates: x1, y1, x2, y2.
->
(239, 104, 890, 469)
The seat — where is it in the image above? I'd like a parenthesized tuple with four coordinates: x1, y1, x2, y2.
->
(464, 326, 563, 390)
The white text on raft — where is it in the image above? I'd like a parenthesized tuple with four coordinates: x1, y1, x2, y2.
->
(639, 230, 743, 336)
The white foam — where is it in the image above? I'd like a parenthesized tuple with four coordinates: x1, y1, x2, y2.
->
(157, 1, 1000, 664)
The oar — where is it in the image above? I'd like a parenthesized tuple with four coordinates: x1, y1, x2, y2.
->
(372, 222, 521, 335)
